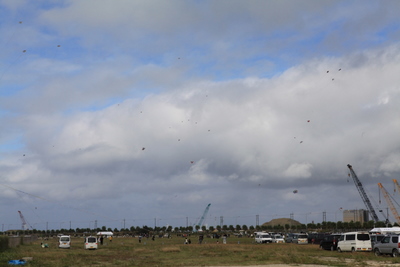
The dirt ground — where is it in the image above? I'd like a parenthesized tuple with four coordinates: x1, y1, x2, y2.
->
(206, 256, 400, 267)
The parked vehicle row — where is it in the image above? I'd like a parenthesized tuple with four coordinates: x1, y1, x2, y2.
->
(254, 232, 287, 243)
(319, 231, 400, 258)
(257, 230, 400, 258)
(285, 233, 308, 244)
(58, 235, 98, 250)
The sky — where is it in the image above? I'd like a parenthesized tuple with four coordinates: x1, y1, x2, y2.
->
(1, 0, 400, 232)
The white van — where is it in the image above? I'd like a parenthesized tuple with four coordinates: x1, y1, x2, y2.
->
(337, 231, 372, 252)
(254, 232, 273, 243)
(58, 235, 71, 249)
(84, 236, 98, 250)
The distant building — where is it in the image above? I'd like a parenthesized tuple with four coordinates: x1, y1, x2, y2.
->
(343, 209, 369, 224)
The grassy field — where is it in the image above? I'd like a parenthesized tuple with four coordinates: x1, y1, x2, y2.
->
(1, 235, 400, 267)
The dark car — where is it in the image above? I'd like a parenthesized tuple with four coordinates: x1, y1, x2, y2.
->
(308, 233, 328, 244)
(319, 234, 341, 251)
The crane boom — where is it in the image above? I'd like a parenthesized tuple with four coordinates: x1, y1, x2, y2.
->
(393, 179, 400, 193)
(195, 203, 211, 230)
(18, 211, 29, 230)
(378, 183, 400, 225)
(347, 164, 379, 222)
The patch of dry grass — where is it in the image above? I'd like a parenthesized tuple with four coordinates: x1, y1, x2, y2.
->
(160, 246, 181, 252)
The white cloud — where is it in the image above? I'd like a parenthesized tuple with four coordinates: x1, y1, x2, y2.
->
(283, 163, 313, 179)
(1, 1, 400, 229)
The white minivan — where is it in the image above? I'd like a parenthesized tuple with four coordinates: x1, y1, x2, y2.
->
(337, 231, 372, 252)
(84, 236, 98, 250)
(254, 232, 273, 243)
(58, 235, 71, 249)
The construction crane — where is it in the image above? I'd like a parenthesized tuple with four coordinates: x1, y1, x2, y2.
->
(393, 179, 400, 193)
(378, 183, 400, 225)
(193, 203, 211, 231)
(18, 211, 30, 230)
(347, 164, 380, 222)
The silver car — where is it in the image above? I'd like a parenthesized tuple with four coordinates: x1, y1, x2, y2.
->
(373, 234, 400, 257)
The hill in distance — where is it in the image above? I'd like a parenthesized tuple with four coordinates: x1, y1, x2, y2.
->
(262, 218, 302, 227)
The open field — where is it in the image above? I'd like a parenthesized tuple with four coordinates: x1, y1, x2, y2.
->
(2, 235, 400, 267)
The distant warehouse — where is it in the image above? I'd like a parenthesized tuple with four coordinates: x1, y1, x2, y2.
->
(343, 209, 369, 224)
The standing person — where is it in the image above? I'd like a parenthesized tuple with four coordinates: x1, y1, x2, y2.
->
(139, 236, 142, 243)
(100, 236, 104, 245)
(198, 234, 204, 244)
(184, 238, 188, 244)
(222, 234, 227, 244)
(109, 235, 113, 243)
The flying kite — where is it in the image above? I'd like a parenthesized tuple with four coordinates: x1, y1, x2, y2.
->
(142, 147, 145, 151)
(293, 190, 298, 194)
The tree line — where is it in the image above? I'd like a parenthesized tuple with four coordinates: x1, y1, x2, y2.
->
(2, 220, 397, 236)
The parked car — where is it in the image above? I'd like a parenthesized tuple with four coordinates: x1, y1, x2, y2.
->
(58, 235, 71, 249)
(294, 233, 308, 244)
(272, 234, 285, 243)
(319, 234, 341, 251)
(255, 232, 273, 243)
(285, 233, 296, 243)
(308, 233, 328, 244)
(370, 234, 385, 249)
(373, 234, 400, 257)
(84, 236, 98, 250)
(337, 231, 372, 252)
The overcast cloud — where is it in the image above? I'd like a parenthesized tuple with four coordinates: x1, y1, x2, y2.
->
(1, 0, 400, 231)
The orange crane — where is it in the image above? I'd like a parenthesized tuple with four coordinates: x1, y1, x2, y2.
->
(377, 183, 400, 225)
(393, 179, 400, 193)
